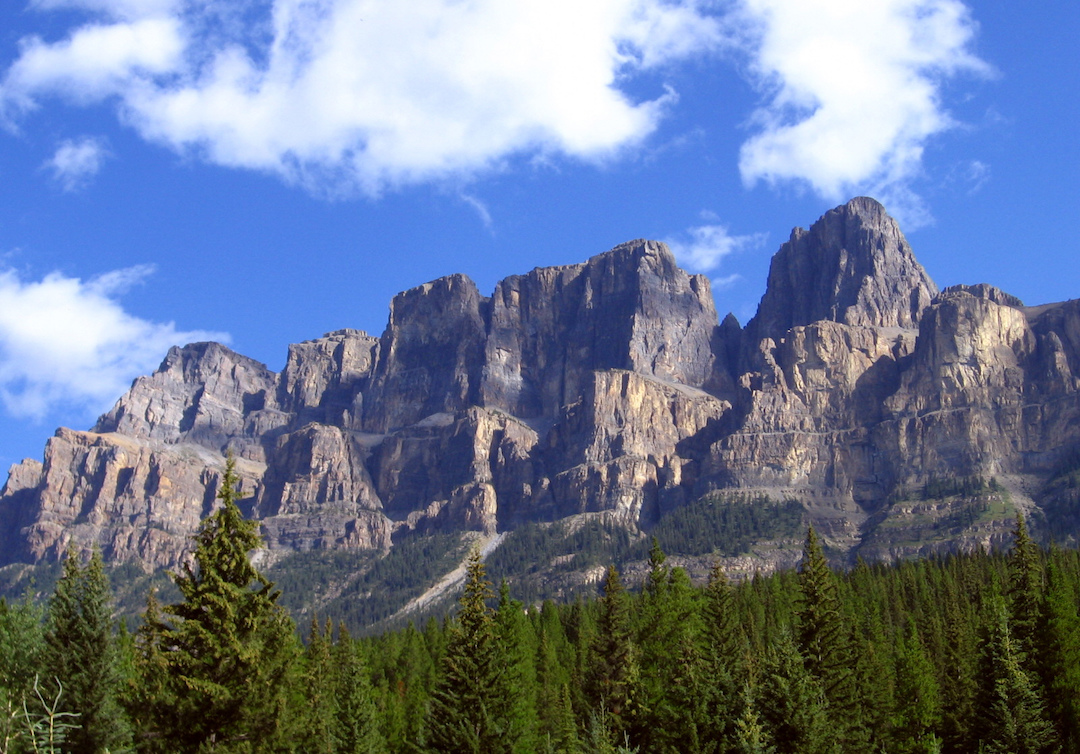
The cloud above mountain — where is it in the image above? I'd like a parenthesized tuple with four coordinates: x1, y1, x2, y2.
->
(0, 265, 227, 420)
(1, 0, 987, 201)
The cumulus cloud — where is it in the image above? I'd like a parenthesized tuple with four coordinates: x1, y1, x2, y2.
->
(44, 136, 110, 190)
(1, 0, 725, 194)
(736, 0, 991, 200)
(665, 222, 767, 273)
(0, 265, 228, 420)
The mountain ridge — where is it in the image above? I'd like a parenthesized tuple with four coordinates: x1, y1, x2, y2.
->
(3, 197, 1079, 605)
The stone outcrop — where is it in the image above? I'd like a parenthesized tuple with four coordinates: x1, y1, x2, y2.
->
(3, 197, 1080, 573)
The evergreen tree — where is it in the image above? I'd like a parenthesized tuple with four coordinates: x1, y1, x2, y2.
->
(495, 581, 539, 753)
(974, 598, 1057, 754)
(584, 566, 638, 747)
(633, 542, 703, 752)
(1037, 550, 1080, 751)
(333, 624, 385, 754)
(891, 621, 942, 753)
(301, 616, 336, 753)
(700, 562, 746, 750)
(425, 547, 509, 753)
(42, 545, 130, 754)
(136, 456, 297, 752)
(757, 631, 837, 754)
(1007, 513, 1044, 663)
(795, 528, 855, 730)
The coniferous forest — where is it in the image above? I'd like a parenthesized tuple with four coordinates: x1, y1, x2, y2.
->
(2, 460, 1079, 753)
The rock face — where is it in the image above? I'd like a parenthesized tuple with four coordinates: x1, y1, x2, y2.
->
(3, 197, 1080, 572)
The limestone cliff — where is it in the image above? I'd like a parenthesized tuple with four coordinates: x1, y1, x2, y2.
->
(2, 197, 1078, 580)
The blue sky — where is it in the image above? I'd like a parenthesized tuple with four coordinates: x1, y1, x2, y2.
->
(0, 0, 1077, 473)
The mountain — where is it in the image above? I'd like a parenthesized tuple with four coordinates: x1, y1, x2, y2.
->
(3, 197, 1080, 622)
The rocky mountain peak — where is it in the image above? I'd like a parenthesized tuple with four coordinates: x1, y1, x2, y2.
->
(746, 196, 938, 345)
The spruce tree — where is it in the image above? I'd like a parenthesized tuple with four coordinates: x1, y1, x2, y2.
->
(302, 616, 336, 753)
(42, 545, 131, 754)
(795, 527, 855, 727)
(1039, 552, 1080, 750)
(495, 580, 540, 753)
(137, 456, 297, 752)
(584, 565, 638, 747)
(426, 546, 509, 753)
(332, 623, 385, 754)
(757, 631, 837, 754)
(1007, 513, 1044, 664)
(974, 597, 1057, 754)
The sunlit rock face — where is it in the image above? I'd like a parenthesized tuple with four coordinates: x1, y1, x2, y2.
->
(4, 197, 1080, 571)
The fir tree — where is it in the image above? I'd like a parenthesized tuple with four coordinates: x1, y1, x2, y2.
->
(1039, 552, 1080, 750)
(496, 580, 539, 753)
(585, 566, 638, 747)
(891, 621, 942, 753)
(425, 546, 509, 753)
(136, 456, 297, 752)
(42, 545, 130, 754)
(974, 597, 1057, 754)
(1007, 513, 1044, 664)
(301, 616, 336, 753)
(795, 527, 855, 729)
(333, 623, 385, 754)
(757, 631, 837, 754)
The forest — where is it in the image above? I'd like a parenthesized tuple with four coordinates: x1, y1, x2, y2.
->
(0, 459, 1078, 753)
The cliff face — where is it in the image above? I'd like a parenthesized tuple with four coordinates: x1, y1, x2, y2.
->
(3, 197, 1079, 573)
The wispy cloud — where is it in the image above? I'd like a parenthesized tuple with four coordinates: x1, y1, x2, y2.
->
(1, 0, 726, 195)
(665, 222, 767, 274)
(735, 0, 990, 202)
(43, 136, 110, 191)
(0, 265, 228, 420)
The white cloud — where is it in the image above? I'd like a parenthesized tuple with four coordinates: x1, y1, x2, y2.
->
(0, 265, 228, 420)
(665, 223, 767, 273)
(2, 0, 725, 195)
(44, 136, 110, 191)
(736, 0, 990, 200)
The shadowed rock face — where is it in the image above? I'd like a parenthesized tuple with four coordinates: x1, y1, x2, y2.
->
(3, 197, 1080, 571)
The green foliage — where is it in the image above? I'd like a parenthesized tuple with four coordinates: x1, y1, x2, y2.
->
(269, 531, 472, 634)
(136, 456, 298, 752)
(425, 548, 511, 754)
(644, 494, 805, 558)
(584, 566, 637, 747)
(41, 546, 130, 753)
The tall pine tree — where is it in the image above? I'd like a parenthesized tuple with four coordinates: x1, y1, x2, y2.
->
(42, 545, 131, 754)
(136, 456, 297, 752)
(426, 546, 511, 753)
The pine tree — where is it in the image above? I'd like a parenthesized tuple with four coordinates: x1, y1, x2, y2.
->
(41, 545, 131, 754)
(757, 631, 838, 754)
(891, 621, 942, 753)
(1037, 552, 1080, 751)
(974, 597, 1057, 754)
(795, 527, 855, 730)
(584, 565, 638, 747)
(301, 616, 336, 753)
(1007, 513, 1044, 664)
(700, 562, 745, 750)
(426, 546, 509, 753)
(496, 580, 540, 753)
(333, 623, 385, 754)
(136, 456, 297, 752)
